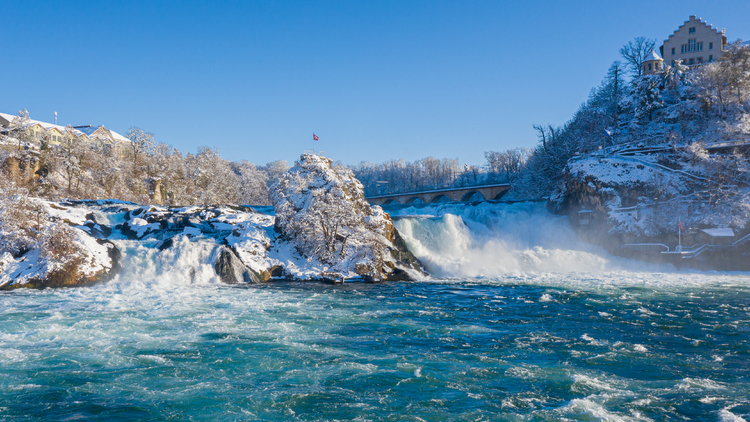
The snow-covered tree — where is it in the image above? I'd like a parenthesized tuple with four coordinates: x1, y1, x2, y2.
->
(9, 109, 32, 151)
(620, 37, 657, 78)
(0, 181, 41, 257)
(272, 154, 394, 279)
(126, 127, 155, 167)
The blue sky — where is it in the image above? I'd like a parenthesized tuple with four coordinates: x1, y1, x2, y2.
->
(2, 1, 748, 166)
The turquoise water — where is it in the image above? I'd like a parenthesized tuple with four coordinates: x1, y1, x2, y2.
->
(2, 202, 750, 420)
(1, 276, 749, 421)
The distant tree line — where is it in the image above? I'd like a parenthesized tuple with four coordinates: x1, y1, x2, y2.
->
(350, 148, 531, 197)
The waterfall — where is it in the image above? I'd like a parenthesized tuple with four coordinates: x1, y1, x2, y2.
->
(389, 201, 644, 278)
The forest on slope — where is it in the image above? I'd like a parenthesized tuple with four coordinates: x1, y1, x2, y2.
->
(507, 40, 750, 201)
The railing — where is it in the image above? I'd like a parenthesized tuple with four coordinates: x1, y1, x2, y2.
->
(657, 231, 750, 259)
(611, 154, 709, 182)
(302, 150, 325, 157)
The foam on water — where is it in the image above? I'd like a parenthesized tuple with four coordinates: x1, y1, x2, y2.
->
(111, 235, 222, 289)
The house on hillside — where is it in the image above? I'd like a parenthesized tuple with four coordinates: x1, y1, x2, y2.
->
(0, 112, 129, 147)
(660, 15, 727, 68)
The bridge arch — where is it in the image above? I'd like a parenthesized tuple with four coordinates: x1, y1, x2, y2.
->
(430, 194, 452, 204)
(461, 191, 485, 202)
(406, 197, 425, 205)
(382, 199, 398, 205)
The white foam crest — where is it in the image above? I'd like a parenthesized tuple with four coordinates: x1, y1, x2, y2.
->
(719, 409, 748, 422)
(677, 377, 726, 391)
(559, 398, 642, 422)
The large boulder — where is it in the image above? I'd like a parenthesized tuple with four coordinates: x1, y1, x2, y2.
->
(214, 245, 268, 284)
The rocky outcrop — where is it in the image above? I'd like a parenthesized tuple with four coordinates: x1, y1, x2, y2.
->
(1, 154, 42, 187)
(0, 239, 121, 291)
(271, 153, 427, 281)
(555, 155, 750, 270)
(385, 223, 425, 280)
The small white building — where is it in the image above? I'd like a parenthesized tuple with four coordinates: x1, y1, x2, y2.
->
(699, 228, 734, 245)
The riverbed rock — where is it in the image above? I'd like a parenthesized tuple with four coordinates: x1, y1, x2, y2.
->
(214, 246, 267, 284)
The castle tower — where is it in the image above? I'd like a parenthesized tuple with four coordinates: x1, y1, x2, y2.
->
(642, 49, 663, 75)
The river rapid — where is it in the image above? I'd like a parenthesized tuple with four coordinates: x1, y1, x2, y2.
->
(1, 202, 749, 421)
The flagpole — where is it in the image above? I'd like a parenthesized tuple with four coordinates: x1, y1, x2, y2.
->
(313, 133, 314, 155)
(678, 218, 682, 252)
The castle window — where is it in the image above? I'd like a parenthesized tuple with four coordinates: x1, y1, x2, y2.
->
(709, 55, 713, 62)
(709, 42, 713, 50)
(672, 47, 675, 55)
(688, 39, 696, 52)
(689, 27, 696, 34)
(682, 45, 687, 53)
(689, 58, 694, 65)
(671, 60, 675, 67)
(697, 42, 703, 51)
(697, 57, 702, 63)
(648, 63, 652, 71)
(655, 62, 661, 70)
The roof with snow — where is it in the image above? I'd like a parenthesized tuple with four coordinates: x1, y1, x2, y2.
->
(700, 228, 734, 237)
(0, 112, 129, 142)
(646, 50, 662, 61)
(72, 125, 130, 142)
(74, 126, 100, 136)
(0, 112, 86, 137)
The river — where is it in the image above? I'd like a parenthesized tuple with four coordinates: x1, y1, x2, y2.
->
(1, 202, 748, 421)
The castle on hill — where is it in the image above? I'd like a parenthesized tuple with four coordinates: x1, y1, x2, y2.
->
(643, 15, 730, 75)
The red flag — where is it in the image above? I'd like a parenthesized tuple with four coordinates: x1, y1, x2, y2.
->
(679, 218, 683, 230)
(313, 133, 319, 141)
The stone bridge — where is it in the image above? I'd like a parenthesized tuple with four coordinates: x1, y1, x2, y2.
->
(366, 184, 511, 206)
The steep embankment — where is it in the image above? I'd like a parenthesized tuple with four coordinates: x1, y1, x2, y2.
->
(553, 151, 750, 269)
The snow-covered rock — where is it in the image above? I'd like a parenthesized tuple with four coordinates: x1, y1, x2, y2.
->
(0, 222, 120, 290)
(271, 154, 424, 281)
